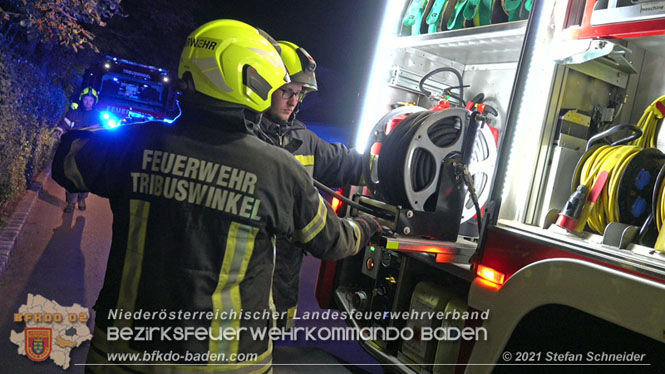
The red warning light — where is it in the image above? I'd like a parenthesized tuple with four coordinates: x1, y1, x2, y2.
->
(477, 264, 506, 285)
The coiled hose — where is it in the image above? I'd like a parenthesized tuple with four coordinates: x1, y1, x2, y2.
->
(578, 145, 641, 233)
(631, 95, 665, 148)
(418, 67, 465, 106)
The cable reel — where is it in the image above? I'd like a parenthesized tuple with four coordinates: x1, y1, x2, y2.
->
(651, 164, 665, 251)
(566, 125, 665, 234)
(616, 148, 665, 227)
(632, 95, 665, 149)
(616, 149, 665, 252)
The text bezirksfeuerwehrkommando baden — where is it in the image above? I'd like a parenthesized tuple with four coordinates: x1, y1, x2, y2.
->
(106, 325, 487, 343)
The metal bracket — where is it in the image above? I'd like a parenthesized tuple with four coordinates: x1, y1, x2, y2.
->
(552, 39, 637, 89)
(553, 39, 637, 73)
(379, 235, 477, 264)
(542, 209, 560, 229)
(602, 222, 640, 249)
(390, 66, 457, 97)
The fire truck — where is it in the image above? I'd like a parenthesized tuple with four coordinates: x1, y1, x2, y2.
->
(315, 0, 665, 372)
(79, 56, 179, 128)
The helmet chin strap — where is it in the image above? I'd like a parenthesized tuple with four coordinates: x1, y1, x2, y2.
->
(263, 110, 282, 125)
(264, 106, 295, 127)
(286, 102, 301, 127)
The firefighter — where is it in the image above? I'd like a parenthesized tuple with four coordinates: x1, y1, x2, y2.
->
(53, 86, 102, 212)
(258, 41, 364, 328)
(51, 19, 381, 373)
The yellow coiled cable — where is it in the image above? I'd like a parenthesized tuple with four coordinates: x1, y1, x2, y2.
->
(656, 176, 665, 234)
(631, 95, 665, 148)
(578, 145, 641, 234)
(654, 177, 665, 252)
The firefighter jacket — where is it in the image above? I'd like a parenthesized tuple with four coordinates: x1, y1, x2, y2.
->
(57, 107, 102, 133)
(258, 116, 364, 321)
(51, 103, 379, 373)
(258, 116, 363, 186)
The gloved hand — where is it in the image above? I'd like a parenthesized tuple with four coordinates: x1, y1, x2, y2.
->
(357, 213, 382, 231)
(354, 213, 383, 247)
(51, 128, 64, 141)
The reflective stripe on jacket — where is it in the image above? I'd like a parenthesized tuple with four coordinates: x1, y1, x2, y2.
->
(58, 107, 102, 132)
(258, 117, 363, 185)
(51, 106, 377, 372)
(258, 116, 365, 317)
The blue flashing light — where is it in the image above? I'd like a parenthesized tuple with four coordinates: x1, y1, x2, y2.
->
(100, 111, 121, 129)
(128, 110, 154, 121)
(162, 100, 182, 125)
(112, 77, 118, 82)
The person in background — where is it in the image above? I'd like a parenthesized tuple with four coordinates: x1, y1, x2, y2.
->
(51, 19, 381, 373)
(53, 86, 102, 212)
(258, 41, 364, 328)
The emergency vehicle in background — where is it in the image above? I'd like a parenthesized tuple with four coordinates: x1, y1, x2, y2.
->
(315, 0, 665, 372)
(79, 56, 179, 128)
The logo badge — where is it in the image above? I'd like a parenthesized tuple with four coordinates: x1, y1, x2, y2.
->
(25, 328, 52, 362)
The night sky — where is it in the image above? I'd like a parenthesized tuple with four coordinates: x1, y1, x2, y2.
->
(180, 1, 387, 141)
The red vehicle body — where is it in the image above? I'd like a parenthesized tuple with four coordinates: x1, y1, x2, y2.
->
(316, 1, 665, 372)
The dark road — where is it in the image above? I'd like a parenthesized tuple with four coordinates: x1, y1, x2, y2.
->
(0, 172, 112, 373)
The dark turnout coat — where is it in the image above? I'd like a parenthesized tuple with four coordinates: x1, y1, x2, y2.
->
(58, 107, 102, 132)
(51, 105, 377, 373)
(258, 116, 364, 321)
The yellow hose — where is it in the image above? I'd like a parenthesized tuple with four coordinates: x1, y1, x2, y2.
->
(578, 145, 641, 234)
(631, 95, 665, 148)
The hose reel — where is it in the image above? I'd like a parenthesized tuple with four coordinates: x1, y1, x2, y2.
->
(362, 106, 492, 240)
(366, 107, 496, 225)
(364, 105, 427, 201)
(463, 125, 497, 222)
